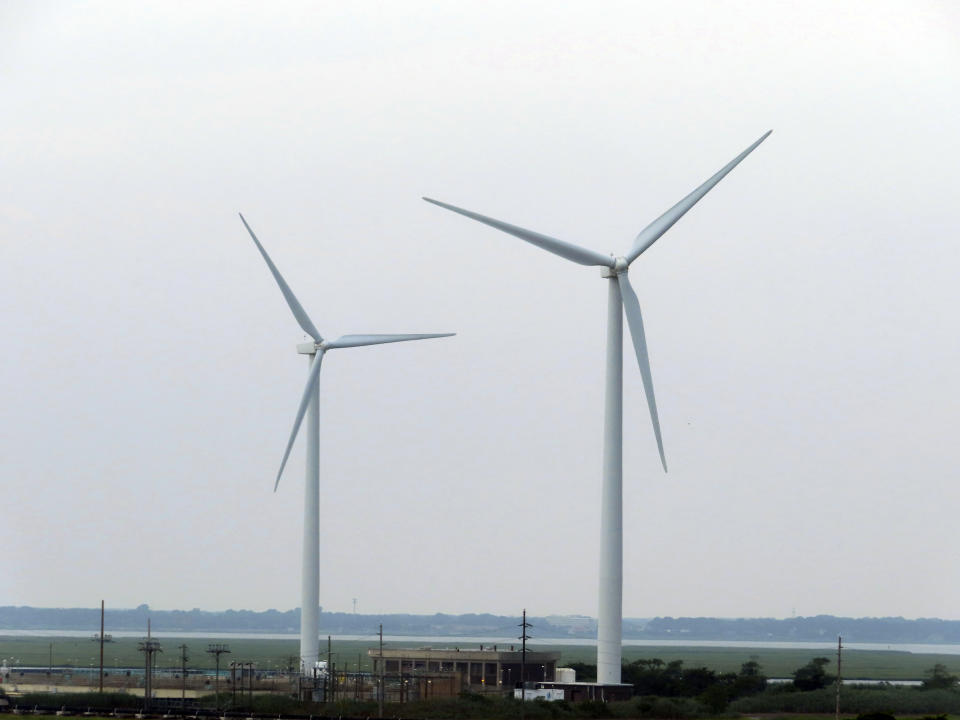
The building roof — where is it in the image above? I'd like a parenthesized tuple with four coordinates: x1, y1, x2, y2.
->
(368, 647, 560, 662)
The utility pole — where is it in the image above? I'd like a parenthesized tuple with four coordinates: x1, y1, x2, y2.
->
(178, 644, 189, 708)
(99, 600, 105, 693)
(518, 609, 532, 717)
(138, 621, 162, 711)
(378, 623, 384, 718)
(835, 636, 843, 720)
(206, 644, 231, 713)
(327, 635, 333, 703)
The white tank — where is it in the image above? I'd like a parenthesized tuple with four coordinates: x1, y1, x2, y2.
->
(555, 667, 576, 683)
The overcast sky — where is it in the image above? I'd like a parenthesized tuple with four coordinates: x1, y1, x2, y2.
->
(3, 1, 959, 623)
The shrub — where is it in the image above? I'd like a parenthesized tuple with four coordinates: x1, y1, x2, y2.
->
(730, 686, 960, 715)
(922, 664, 959, 690)
(639, 696, 710, 719)
(16, 691, 141, 710)
(575, 699, 612, 718)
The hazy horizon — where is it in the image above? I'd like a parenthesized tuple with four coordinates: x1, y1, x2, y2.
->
(6, 604, 960, 625)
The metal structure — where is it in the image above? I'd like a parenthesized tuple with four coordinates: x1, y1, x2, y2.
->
(835, 635, 843, 720)
(240, 214, 454, 673)
(178, 644, 189, 707)
(424, 131, 771, 683)
(519, 609, 531, 709)
(206, 644, 231, 712)
(138, 623, 162, 709)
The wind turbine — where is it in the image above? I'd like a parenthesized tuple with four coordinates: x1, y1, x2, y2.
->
(424, 131, 770, 684)
(239, 214, 453, 673)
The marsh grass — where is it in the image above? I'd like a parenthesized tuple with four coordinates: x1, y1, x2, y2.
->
(3, 636, 959, 680)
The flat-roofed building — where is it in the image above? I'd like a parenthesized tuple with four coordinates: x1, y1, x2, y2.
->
(533, 680, 633, 702)
(368, 646, 560, 692)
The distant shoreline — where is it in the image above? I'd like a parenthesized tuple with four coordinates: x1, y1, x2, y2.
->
(3, 633, 960, 680)
(4, 607, 960, 645)
(3, 629, 960, 656)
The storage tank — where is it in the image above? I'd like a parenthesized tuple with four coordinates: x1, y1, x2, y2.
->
(555, 667, 576, 683)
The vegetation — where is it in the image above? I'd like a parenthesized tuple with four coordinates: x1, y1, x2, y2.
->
(641, 615, 960, 643)
(6, 637, 960, 719)
(15, 690, 960, 720)
(0, 606, 603, 637)
(13, 691, 143, 710)
(6, 694, 708, 720)
(793, 656, 835, 690)
(557, 659, 960, 715)
(4, 634, 960, 680)
(924, 664, 960, 690)
(729, 684, 960, 715)
(565, 657, 767, 712)
(8, 676, 960, 719)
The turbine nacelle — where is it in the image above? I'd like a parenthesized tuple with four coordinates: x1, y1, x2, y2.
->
(601, 257, 630, 277)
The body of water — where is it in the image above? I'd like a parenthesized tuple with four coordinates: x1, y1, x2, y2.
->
(2, 630, 960, 656)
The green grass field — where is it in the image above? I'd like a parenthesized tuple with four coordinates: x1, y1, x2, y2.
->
(2, 635, 959, 680)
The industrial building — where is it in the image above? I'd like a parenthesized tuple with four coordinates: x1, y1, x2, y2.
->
(368, 646, 560, 691)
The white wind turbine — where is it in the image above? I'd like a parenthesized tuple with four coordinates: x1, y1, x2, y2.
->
(424, 131, 771, 684)
(240, 214, 453, 673)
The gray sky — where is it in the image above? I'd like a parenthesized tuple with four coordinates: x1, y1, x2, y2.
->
(3, 1, 959, 622)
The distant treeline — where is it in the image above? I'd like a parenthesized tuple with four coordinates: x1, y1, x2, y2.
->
(0, 606, 596, 637)
(2, 606, 960, 643)
(642, 615, 960, 643)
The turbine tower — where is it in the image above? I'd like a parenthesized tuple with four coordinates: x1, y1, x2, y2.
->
(424, 131, 770, 684)
(240, 214, 453, 673)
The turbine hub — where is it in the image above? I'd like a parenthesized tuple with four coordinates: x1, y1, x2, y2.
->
(600, 257, 629, 278)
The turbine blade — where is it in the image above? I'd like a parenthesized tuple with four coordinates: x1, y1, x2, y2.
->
(617, 272, 667, 472)
(239, 213, 323, 342)
(627, 130, 772, 263)
(275, 351, 324, 491)
(327, 333, 455, 349)
(423, 197, 614, 267)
